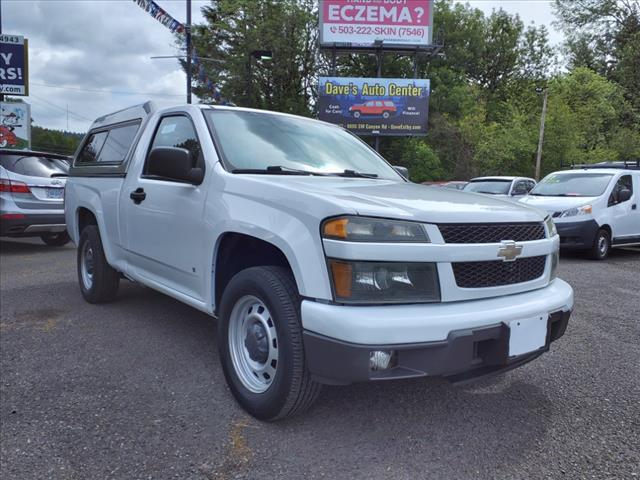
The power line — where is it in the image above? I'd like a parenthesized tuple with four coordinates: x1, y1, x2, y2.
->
(29, 95, 93, 122)
(31, 82, 185, 98)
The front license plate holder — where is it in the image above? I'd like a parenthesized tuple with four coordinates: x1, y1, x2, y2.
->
(508, 314, 548, 357)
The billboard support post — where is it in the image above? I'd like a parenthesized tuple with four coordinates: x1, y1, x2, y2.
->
(374, 46, 383, 152)
(331, 46, 337, 76)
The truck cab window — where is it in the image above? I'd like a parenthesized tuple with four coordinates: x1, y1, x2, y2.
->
(145, 116, 203, 175)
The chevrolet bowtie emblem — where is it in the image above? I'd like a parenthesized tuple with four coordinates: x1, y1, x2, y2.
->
(497, 240, 523, 262)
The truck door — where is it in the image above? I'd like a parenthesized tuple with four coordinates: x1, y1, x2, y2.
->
(608, 174, 637, 242)
(121, 114, 209, 301)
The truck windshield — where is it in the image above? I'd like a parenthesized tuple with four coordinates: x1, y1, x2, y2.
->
(530, 173, 613, 197)
(463, 180, 511, 195)
(204, 109, 401, 180)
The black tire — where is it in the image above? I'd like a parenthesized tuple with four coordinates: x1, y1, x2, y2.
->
(77, 225, 119, 303)
(41, 231, 70, 247)
(218, 266, 321, 421)
(382, 111, 390, 119)
(352, 110, 361, 118)
(589, 228, 611, 260)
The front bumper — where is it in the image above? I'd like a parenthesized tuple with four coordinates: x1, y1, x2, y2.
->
(304, 310, 570, 385)
(301, 279, 573, 384)
(556, 219, 599, 249)
(0, 212, 66, 237)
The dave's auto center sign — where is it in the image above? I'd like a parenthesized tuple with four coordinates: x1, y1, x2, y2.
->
(320, 0, 433, 48)
(0, 35, 29, 96)
(318, 76, 430, 136)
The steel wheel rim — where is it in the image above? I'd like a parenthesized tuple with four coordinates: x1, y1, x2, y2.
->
(599, 235, 608, 255)
(81, 241, 94, 290)
(228, 295, 278, 394)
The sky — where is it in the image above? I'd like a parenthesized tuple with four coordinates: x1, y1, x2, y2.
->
(2, 0, 562, 133)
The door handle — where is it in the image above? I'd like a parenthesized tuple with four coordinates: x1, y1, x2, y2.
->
(633, 204, 637, 210)
(130, 187, 146, 204)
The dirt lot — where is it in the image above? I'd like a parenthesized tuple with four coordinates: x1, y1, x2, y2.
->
(1, 238, 639, 479)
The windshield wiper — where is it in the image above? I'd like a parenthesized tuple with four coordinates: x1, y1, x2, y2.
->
(538, 193, 584, 197)
(330, 169, 379, 179)
(231, 165, 328, 176)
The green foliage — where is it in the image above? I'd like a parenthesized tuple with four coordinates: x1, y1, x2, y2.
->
(31, 126, 83, 156)
(187, 0, 638, 181)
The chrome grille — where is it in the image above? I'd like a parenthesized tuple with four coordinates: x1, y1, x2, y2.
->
(438, 223, 546, 244)
(452, 256, 546, 288)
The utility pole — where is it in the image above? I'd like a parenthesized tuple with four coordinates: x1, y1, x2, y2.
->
(535, 88, 548, 181)
(186, 0, 192, 104)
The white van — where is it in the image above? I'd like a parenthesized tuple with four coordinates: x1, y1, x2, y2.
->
(520, 163, 640, 259)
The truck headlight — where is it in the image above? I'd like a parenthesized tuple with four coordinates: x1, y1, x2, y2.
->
(559, 204, 592, 218)
(328, 260, 440, 304)
(545, 216, 557, 237)
(322, 216, 429, 243)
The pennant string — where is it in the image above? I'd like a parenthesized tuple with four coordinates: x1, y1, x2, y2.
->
(132, 0, 226, 102)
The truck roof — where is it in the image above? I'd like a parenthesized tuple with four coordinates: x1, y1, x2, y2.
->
(90, 101, 157, 130)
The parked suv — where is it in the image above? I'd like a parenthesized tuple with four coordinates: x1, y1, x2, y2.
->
(65, 103, 573, 420)
(520, 162, 640, 259)
(1, 149, 71, 246)
(349, 100, 397, 119)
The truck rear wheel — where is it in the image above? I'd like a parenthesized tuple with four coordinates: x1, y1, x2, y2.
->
(217, 266, 321, 421)
(77, 225, 119, 303)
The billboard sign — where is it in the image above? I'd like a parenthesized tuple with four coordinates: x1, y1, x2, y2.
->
(0, 35, 29, 96)
(1, 102, 31, 150)
(318, 76, 430, 136)
(319, 0, 433, 48)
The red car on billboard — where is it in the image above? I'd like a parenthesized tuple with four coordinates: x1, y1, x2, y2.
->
(0, 126, 19, 148)
(349, 100, 397, 119)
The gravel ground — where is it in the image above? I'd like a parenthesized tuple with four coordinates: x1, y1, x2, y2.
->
(1, 238, 639, 480)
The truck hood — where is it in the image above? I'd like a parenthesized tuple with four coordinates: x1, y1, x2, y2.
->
(519, 195, 598, 215)
(231, 176, 545, 224)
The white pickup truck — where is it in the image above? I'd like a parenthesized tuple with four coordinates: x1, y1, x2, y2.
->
(65, 102, 574, 420)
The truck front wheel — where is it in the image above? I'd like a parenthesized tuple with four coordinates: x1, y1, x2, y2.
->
(218, 266, 321, 421)
(77, 225, 119, 303)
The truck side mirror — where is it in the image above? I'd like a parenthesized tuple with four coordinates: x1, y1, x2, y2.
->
(393, 166, 409, 180)
(618, 188, 632, 203)
(147, 147, 204, 185)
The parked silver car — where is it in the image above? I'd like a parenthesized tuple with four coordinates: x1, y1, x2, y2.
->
(463, 176, 536, 199)
(0, 149, 71, 246)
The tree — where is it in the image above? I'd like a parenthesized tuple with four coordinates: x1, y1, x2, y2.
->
(554, 0, 640, 110)
(191, 0, 318, 115)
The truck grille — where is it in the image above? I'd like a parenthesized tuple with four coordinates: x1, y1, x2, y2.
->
(439, 223, 545, 244)
(452, 256, 546, 288)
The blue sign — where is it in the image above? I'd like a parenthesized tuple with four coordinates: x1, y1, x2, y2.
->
(1, 35, 28, 96)
(318, 76, 430, 136)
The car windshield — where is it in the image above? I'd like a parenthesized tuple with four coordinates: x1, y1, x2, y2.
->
(204, 110, 401, 180)
(530, 173, 613, 197)
(464, 180, 511, 195)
